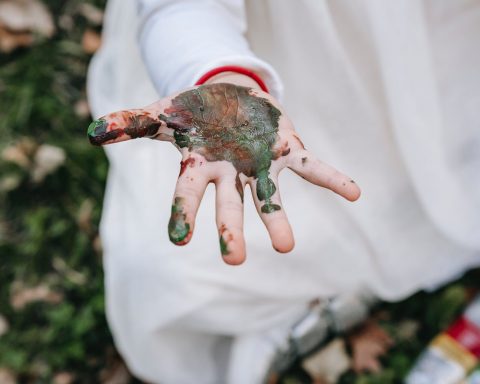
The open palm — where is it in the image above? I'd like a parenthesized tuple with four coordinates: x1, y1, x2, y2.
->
(88, 83, 360, 264)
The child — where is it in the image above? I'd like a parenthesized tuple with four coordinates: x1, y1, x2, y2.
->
(87, 1, 480, 382)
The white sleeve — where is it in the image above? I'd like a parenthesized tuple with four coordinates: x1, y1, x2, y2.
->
(136, 0, 283, 98)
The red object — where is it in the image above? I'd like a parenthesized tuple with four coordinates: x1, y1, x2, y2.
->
(447, 316, 480, 357)
(195, 66, 269, 93)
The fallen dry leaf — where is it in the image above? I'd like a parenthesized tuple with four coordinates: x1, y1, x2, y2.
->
(1, 139, 33, 168)
(0, 0, 55, 36)
(77, 3, 104, 26)
(32, 144, 66, 183)
(348, 320, 393, 374)
(52, 257, 87, 286)
(99, 358, 131, 384)
(0, 0, 55, 52)
(10, 282, 63, 310)
(2, 140, 66, 182)
(53, 372, 75, 384)
(74, 99, 91, 119)
(0, 25, 32, 52)
(82, 29, 101, 54)
(302, 339, 351, 384)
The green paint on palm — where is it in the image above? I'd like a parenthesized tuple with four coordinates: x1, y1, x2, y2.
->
(160, 83, 282, 213)
(168, 197, 190, 244)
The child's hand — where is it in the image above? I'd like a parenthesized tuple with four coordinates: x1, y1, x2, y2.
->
(87, 83, 360, 264)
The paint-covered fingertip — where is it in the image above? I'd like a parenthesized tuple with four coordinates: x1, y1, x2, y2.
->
(170, 230, 192, 246)
(219, 228, 246, 265)
(87, 118, 123, 146)
(168, 197, 192, 245)
(87, 119, 107, 145)
(168, 221, 192, 245)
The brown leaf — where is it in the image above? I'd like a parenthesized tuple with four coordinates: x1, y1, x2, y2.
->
(0, 0, 55, 52)
(10, 282, 63, 310)
(348, 320, 393, 374)
(0, 25, 32, 53)
(74, 99, 91, 119)
(32, 144, 66, 183)
(77, 3, 104, 26)
(302, 339, 351, 384)
(82, 29, 101, 54)
(17, 137, 37, 156)
(0, 0, 55, 36)
(53, 372, 75, 384)
(99, 358, 131, 384)
(1, 139, 33, 168)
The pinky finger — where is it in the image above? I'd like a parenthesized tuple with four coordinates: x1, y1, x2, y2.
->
(288, 150, 361, 201)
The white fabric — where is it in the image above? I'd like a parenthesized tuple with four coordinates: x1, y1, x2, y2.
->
(87, 0, 480, 382)
(137, 0, 283, 98)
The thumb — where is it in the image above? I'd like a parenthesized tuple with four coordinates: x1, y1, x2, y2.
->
(87, 101, 166, 146)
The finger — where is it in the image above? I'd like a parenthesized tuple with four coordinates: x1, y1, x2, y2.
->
(168, 157, 209, 245)
(288, 149, 361, 201)
(249, 173, 294, 253)
(215, 174, 246, 265)
(88, 104, 166, 146)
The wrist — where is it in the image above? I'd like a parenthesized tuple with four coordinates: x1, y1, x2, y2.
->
(205, 72, 263, 90)
(195, 66, 269, 92)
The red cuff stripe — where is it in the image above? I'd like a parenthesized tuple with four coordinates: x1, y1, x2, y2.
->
(195, 65, 269, 93)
